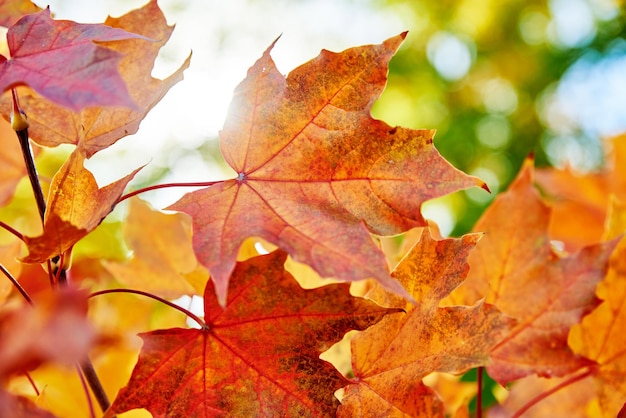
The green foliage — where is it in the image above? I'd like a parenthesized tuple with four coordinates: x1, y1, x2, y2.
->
(373, 0, 626, 234)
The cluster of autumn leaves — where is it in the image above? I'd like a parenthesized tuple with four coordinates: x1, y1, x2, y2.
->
(0, 0, 625, 417)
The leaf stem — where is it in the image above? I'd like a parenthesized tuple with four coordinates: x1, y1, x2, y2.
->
(117, 180, 224, 203)
(23, 371, 40, 396)
(511, 367, 593, 418)
(50, 252, 68, 286)
(0, 262, 33, 305)
(476, 367, 483, 418)
(79, 360, 110, 416)
(0, 221, 24, 241)
(89, 288, 206, 329)
(11, 89, 46, 223)
(76, 363, 97, 418)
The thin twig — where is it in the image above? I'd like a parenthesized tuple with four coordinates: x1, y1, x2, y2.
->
(0, 262, 32, 305)
(12, 89, 46, 223)
(476, 367, 483, 418)
(24, 372, 40, 396)
(89, 288, 207, 329)
(117, 180, 223, 203)
(79, 361, 107, 416)
(51, 252, 67, 285)
(76, 363, 96, 418)
(0, 221, 24, 241)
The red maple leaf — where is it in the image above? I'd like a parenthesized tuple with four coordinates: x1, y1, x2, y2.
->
(0, 8, 150, 110)
(109, 250, 401, 417)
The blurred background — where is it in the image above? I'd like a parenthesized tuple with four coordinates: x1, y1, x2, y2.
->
(35, 0, 626, 236)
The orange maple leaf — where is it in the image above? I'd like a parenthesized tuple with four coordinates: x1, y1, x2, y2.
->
(1, 0, 190, 157)
(169, 33, 485, 305)
(22, 149, 140, 263)
(568, 199, 626, 417)
(337, 229, 513, 417)
(104, 198, 207, 298)
(0, 8, 150, 111)
(448, 158, 617, 385)
(536, 133, 626, 250)
(109, 250, 400, 417)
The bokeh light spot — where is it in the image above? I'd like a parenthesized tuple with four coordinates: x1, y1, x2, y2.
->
(427, 32, 473, 81)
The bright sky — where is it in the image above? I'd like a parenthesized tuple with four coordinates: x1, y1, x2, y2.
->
(35, 0, 403, 208)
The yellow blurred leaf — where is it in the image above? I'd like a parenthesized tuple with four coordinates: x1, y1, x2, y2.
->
(104, 198, 207, 298)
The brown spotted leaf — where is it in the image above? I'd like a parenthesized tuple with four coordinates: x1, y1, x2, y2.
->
(338, 229, 513, 417)
(110, 250, 400, 417)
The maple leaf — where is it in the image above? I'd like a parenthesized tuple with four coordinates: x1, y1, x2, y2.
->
(104, 198, 208, 298)
(22, 149, 141, 263)
(0, 7, 150, 111)
(447, 158, 617, 385)
(109, 250, 400, 417)
(169, 33, 485, 305)
(1, 0, 190, 157)
(0, 0, 41, 28)
(535, 133, 626, 250)
(568, 199, 626, 417)
(337, 229, 513, 417)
